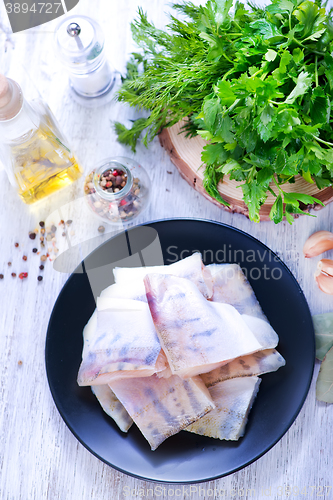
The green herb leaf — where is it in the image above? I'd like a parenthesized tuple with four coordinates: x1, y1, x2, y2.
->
(313, 313, 333, 361)
(284, 72, 312, 104)
(316, 346, 333, 403)
(114, 0, 333, 224)
(270, 194, 283, 224)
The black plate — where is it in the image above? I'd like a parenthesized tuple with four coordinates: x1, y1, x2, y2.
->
(45, 219, 315, 483)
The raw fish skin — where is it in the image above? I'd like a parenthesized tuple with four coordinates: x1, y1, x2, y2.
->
(201, 349, 286, 387)
(91, 385, 133, 432)
(186, 377, 261, 440)
(113, 252, 213, 299)
(241, 314, 279, 349)
(100, 282, 147, 302)
(145, 273, 263, 378)
(77, 300, 165, 386)
(208, 264, 279, 349)
(109, 374, 215, 450)
(81, 309, 97, 361)
(208, 264, 267, 320)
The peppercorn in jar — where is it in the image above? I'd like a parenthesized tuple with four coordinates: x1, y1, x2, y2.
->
(84, 157, 151, 224)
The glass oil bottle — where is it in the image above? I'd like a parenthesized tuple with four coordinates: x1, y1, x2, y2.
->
(0, 73, 82, 204)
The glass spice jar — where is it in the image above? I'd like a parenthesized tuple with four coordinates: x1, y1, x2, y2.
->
(84, 157, 151, 224)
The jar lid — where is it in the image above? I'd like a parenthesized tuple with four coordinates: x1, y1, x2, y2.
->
(55, 15, 105, 74)
(0, 74, 23, 121)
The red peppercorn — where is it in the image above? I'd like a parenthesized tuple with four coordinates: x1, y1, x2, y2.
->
(14, 242, 19, 248)
(19, 272, 28, 279)
(0, 274, 3, 279)
(11, 273, 16, 278)
(22, 255, 27, 261)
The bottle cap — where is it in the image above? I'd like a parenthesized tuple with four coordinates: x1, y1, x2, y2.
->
(55, 15, 105, 75)
(0, 74, 23, 121)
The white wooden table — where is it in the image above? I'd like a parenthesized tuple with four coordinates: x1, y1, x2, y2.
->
(1, 1, 333, 499)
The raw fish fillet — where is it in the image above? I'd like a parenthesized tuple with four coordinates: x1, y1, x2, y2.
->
(186, 376, 261, 440)
(81, 309, 97, 361)
(91, 385, 133, 432)
(113, 252, 213, 299)
(144, 274, 263, 378)
(241, 314, 279, 349)
(208, 264, 279, 349)
(77, 299, 165, 386)
(109, 374, 215, 450)
(208, 264, 267, 320)
(100, 282, 147, 302)
(201, 349, 285, 387)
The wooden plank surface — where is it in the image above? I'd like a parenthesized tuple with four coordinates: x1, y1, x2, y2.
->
(1, 1, 333, 499)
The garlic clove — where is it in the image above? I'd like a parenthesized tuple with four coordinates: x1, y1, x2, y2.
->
(303, 230, 333, 258)
(315, 268, 333, 295)
(317, 259, 333, 277)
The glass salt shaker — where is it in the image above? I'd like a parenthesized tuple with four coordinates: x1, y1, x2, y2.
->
(55, 15, 115, 107)
(84, 157, 151, 225)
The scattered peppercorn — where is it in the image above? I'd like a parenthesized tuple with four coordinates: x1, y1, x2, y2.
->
(39, 265, 44, 270)
(19, 272, 28, 279)
(32, 248, 38, 253)
(37, 275, 43, 282)
(0, 274, 3, 279)
(40, 255, 47, 262)
(41, 228, 45, 235)
(18, 360, 23, 366)
(62, 232, 66, 237)
(66, 220, 72, 225)
(59, 220, 64, 225)
(51, 224, 57, 232)
(11, 273, 16, 278)
(8, 262, 11, 267)
(14, 242, 19, 248)
(29, 232, 36, 240)
(98, 225, 105, 233)
(39, 221, 45, 228)
(22, 255, 27, 261)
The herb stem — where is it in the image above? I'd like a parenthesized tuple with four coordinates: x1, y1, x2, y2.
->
(268, 186, 277, 197)
(232, 20, 242, 31)
(269, 100, 282, 105)
(222, 67, 235, 81)
(223, 98, 241, 116)
(315, 55, 318, 87)
(273, 175, 283, 194)
(314, 136, 333, 147)
(291, 37, 325, 56)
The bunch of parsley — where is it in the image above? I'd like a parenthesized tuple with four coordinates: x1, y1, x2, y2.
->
(115, 0, 333, 223)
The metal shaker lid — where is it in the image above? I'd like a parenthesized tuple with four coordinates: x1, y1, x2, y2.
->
(55, 15, 105, 74)
(0, 74, 23, 121)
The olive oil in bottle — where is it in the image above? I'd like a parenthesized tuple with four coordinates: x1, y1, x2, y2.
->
(0, 73, 82, 204)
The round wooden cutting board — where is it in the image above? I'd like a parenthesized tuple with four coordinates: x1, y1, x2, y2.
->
(159, 120, 333, 221)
